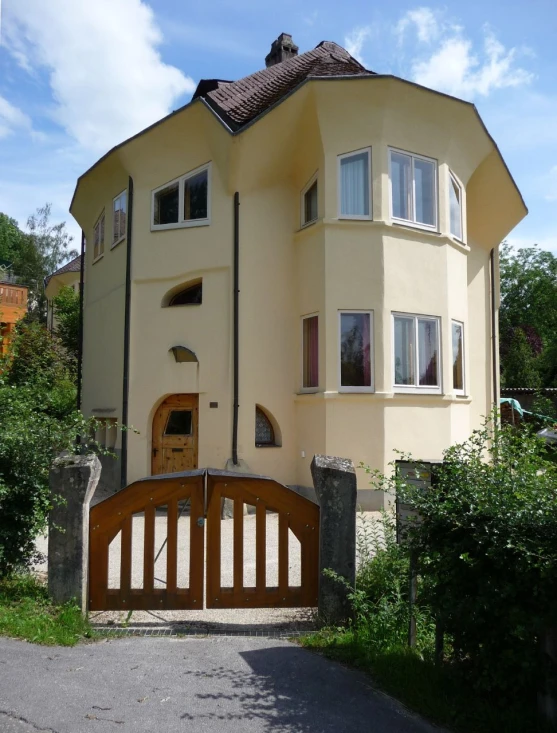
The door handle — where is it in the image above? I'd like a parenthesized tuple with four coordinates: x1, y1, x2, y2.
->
(153, 448, 158, 457)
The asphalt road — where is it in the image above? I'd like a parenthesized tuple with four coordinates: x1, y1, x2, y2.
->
(0, 636, 440, 733)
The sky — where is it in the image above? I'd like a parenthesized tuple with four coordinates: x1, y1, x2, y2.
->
(0, 0, 556, 253)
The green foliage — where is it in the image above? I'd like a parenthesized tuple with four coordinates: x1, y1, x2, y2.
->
(373, 417, 557, 701)
(0, 205, 77, 322)
(501, 327, 542, 388)
(499, 242, 557, 388)
(0, 574, 96, 646)
(531, 392, 557, 420)
(52, 284, 80, 358)
(0, 323, 101, 577)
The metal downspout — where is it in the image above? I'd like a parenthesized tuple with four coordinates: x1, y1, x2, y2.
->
(232, 192, 240, 465)
(121, 176, 134, 488)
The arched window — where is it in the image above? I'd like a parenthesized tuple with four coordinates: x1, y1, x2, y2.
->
(255, 405, 281, 447)
(169, 281, 202, 306)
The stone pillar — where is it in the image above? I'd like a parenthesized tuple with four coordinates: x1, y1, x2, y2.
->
(48, 453, 101, 614)
(311, 455, 357, 624)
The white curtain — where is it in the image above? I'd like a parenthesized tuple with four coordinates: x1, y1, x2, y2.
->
(340, 152, 369, 216)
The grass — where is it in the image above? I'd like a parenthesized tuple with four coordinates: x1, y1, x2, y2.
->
(0, 574, 98, 646)
(301, 627, 546, 733)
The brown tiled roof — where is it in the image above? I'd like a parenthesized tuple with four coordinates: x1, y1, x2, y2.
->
(45, 255, 82, 286)
(196, 41, 374, 129)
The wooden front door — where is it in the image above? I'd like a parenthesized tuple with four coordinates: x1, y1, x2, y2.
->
(152, 395, 198, 475)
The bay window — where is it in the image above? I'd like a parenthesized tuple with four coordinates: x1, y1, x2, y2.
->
(339, 311, 373, 391)
(390, 148, 437, 229)
(449, 172, 463, 240)
(452, 321, 465, 393)
(393, 313, 441, 392)
(301, 176, 318, 227)
(302, 314, 319, 390)
(338, 148, 371, 219)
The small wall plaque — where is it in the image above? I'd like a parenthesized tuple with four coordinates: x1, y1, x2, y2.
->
(210, 402, 218, 408)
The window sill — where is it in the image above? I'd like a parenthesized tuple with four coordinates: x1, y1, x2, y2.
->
(392, 219, 439, 235)
(151, 219, 210, 232)
(298, 388, 319, 395)
(393, 388, 442, 396)
(300, 218, 318, 231)
(255, 444, 282, 448)
(92, 254, 104, 265)
(111, 236, 126, 250)
(338, 214, 372, 222)
(339, 387, 375, 393)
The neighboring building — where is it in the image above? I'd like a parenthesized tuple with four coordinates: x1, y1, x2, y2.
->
(45, 255, 82, 331)
(0, 264, 28, 356)
(70, 34, 527, 508)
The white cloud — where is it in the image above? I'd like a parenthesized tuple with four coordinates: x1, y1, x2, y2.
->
(396, 7, 440, 44)
(5, 0, 195, 153)
(411, 28, 533, 99)
(0, 95, 32, 139)
(345, 26, 373, 65)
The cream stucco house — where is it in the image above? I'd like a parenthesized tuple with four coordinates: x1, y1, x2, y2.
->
(69, 34, 526, 508)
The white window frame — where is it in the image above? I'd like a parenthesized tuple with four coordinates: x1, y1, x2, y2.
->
(337, 147, 372, 221)
(392, 312, 442, 394)
(112, 190, 127, 248)
(93, 210, 105, 263)
(338, 310, 374, 393)
(449, 171, 463, 241)
(300, 173, 318, 229)
(151, 162, 211, 231)
(388, 147, 438, 231)
(301, 313, 319, 393)
(451, 320, 465, 395)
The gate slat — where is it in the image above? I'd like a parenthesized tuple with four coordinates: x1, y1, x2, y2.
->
(256, 502, 266, 594)
(144, 504, 155, 594)
(167, 499, 178, 593)
(278, 513, 289, 594)
(233, 497, 243, 596)
(189, 482, 204, 605)
(206, 485, 221, 606)
(120, 515, 132, 599)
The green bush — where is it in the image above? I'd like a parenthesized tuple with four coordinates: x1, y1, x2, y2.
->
(377, 417, 557, 700)
(0, 323, 101, 577)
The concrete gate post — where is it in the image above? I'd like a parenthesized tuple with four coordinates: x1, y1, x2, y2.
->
(48, 453, 101, 614)
(311, 455, 357, 624)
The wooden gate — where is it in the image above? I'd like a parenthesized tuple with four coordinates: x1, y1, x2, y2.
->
(88, 469, 319, 611)
(89, 473, 204, 611)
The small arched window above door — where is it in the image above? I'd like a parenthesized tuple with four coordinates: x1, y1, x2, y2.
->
(162, 279, 202, 307)
(255, 405, 281, 447)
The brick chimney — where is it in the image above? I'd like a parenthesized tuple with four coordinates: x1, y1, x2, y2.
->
(265, 33, 299, 67)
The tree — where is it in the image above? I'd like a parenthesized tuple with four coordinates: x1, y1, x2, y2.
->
(0, 205, 78, 322)
(499, 242, 557, 388)
(52, 285, 80, 358)
(501, 328, 541, 389)
(26, 204, 78, 321)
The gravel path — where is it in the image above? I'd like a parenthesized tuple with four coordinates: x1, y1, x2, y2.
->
(34, 510, 381, 632)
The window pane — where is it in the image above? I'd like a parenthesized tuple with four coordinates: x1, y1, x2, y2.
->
(452, 322, 464, 391)
(340, 152, 369, 217)
(169, 282, 202, 306)
(414, 158, 435, 226)
(255, 407, 274, 445)
(184, 170, 208, 221)
(449, 175, 462, 239)
(394, 316, 415, 385)
(304, 181, 318, 224)
(391, 152, 411, 220)
(340, 312, 372, 387)
(165, 410, 192, 436)
(303, 315, 318, 388)
(418, 319, 439, 386)
(155, 183, 179, 225)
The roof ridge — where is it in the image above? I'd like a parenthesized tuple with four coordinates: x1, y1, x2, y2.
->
(201, 39, 374, 129)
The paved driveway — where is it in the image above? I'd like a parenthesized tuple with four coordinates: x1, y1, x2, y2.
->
(0, 636, 440, 733)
